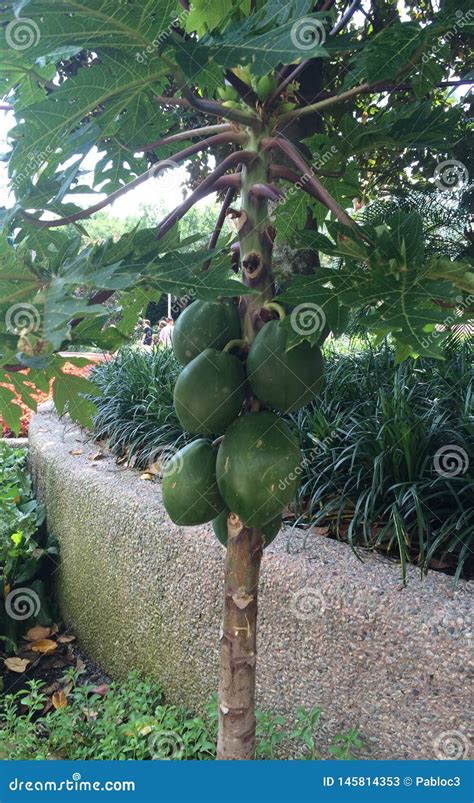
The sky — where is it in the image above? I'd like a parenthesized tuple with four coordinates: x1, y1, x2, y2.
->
(0, 108, 216, 220)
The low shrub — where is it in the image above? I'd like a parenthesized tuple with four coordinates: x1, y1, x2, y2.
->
(292, 342, 473, 581)
(0, 670, 363, 760)
(0, 444, 58, 650)
(89, 342, 473, 579)
(91, 347, 187, 468)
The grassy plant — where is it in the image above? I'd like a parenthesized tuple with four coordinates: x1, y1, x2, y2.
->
(292, 341, 473, 581)
(0, 444, 57, 649)
(90, 347, 188, 468)
(0, 672, 362, 761)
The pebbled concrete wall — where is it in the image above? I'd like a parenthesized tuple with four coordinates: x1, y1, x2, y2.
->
(29, 403, 473, 760)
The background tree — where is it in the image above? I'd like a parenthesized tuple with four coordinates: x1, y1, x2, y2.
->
(0, 0, 472, 759)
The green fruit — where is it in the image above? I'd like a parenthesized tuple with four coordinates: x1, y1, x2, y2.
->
(256, 75, 277, 102)
(277, 101, 297, 113)
(216, 412, 302, 526)
(247, 320, 324, 413)
(173, 300, 241, 366)
(212, 508, 281, 548)
(217, 85, 239, 102)
(162, 439, 225, 525)
(174, 348, 246, 435)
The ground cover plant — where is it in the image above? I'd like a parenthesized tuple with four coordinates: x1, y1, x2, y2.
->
(0, 0, 472, 760)
(0, 444, 57, 651)
(0, 670, 363, 761)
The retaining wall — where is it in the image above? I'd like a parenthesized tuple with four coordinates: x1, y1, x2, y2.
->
(28, 404, 472, 760)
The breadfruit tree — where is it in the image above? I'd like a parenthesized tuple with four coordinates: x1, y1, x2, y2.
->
(0, 0, 472, 760)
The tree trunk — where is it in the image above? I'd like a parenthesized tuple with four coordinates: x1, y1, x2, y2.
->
(217, 129, 273, 760)
(217, 520, 263, 760)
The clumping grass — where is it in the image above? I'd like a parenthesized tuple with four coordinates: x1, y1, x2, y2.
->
(291, 341, 473, 581)
(89, 341, 472, 580)
(90, 347, 187, 468)
(0, 671, 362, 760)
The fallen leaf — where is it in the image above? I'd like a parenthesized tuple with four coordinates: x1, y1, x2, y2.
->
(82, 708, 98, 721)
(57, 634, 76, 644)
(25, 625, 51, 642)
(88, 452, 105, 462)
(140, 472, 153, 480)
(70, 449, 84, 456)
(311, 526, 330, 537)
(51, 690, 68, 709)
(139, 724, 153, 736)
(76, 657, 86, 674)
(4, 657, 30, 673)
(90, 684, 109, 697)
(31, 639, 57, 654)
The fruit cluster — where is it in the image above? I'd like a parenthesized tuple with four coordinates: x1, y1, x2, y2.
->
(162, 300, 324, 547)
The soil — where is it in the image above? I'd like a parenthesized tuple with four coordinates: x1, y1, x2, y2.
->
(1, 625, 111, 705)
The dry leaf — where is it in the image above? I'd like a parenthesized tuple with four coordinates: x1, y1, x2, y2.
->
(4, 657, 30, 673)
(57, 634, 76, 644)
(88, 452, 105, 462)
(51, 690, 68, 709)
(82, 708, 98, 721)
(70, 449, 84, 456)
(76, 657, 86, 673)
(31, 639, 57, 654)
(90, 684, 110, 697)
(139, 724, 153, 736)
(140, 472, 153, 480)
(25, 625, 51, 642)
(311, 526, 330, 537)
